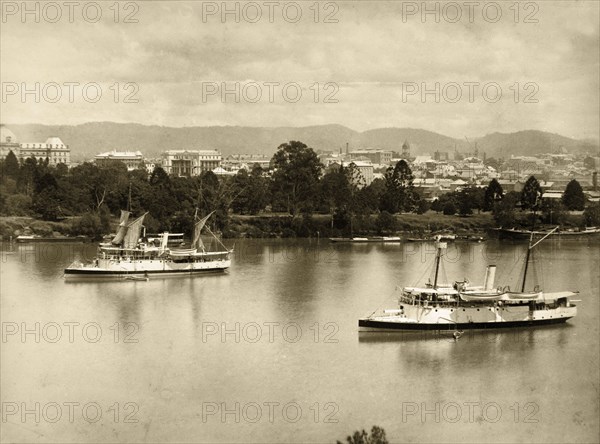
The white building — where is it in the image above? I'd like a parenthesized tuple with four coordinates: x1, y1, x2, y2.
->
(162, 150, 222, 177)
(349, 161, 374, 187)
(1, 126, 71, 166)
(0, 126, 20, 161)
(95, 151, 144, 171)
(19, 136, 71, 166)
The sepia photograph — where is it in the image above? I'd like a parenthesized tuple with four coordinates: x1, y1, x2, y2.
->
(1, 1, 599, 443)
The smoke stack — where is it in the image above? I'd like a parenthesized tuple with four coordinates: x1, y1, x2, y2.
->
(346, 142, 349, 154)
(161, 232, 170, 250)
(483, 265, 496, 290)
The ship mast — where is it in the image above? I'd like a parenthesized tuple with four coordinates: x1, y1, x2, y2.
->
(521, 226, 558, 292)
(433, 236, 445, 289)
(521, 233, 534, 292)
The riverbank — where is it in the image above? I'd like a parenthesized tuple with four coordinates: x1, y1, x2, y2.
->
(0, 212, 496, 240)
(0, 216, 79, 240)
(223, 212, 497, 238)
(1, 211, 588, 240)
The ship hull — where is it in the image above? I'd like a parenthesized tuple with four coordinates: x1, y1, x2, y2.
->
(359, 316, 572, 331)
(64, 259, 231, 279)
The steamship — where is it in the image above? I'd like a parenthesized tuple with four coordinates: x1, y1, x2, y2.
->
(64, 210, 231, 279)
(359, 229, 578, 331)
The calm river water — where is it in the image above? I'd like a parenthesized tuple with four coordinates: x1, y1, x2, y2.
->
(1, 238, 598, 443)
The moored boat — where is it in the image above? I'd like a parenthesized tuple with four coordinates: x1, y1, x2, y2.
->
(329, 236, 402, 243)
(64, 210, 232, 280)
(496, 226, 600, 240)
(359, 229, 578, 332)
(16, 235, 89, 243)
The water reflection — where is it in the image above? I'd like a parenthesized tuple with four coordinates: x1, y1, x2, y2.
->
(1, 238, 597, 443)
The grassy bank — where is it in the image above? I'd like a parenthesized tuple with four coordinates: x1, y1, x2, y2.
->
(224, 212, 496, 239)
(0, 216, 80, 239)
(3, 210, 588, 240)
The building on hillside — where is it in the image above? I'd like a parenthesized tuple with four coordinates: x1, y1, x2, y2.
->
(1, 126, 71, 165)
(349, 161, 374, 187)
(95, 151, 144, 171)
(498, 179, 525, 194)
(349, 149, 392, 165)
(18, 136, 71, 166)
(0, 126, 20, 161)
(542, 191, 563, 201)
(161, 150, 222, 177)
(326, 160, 374, 188)
(223, 154, 271, 171)
(434, 151, 449, 161)
(401, 140, 411, 159)
(212, 166, 237, 176)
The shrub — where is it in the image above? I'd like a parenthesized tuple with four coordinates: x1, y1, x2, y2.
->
(443, 202, 457, 215)
(337, 425, 389, 444)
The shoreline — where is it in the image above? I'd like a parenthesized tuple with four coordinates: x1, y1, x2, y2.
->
(1, 211, 592, 241)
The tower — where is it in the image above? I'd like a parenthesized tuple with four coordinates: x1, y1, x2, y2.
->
(402, 140, 410, 159)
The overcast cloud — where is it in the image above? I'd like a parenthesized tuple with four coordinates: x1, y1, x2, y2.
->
(1, 1, 598, 139)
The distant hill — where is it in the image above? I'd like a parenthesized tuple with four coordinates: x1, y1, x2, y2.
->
(474, 130, 599, 158)
(3, 122, 597, 161)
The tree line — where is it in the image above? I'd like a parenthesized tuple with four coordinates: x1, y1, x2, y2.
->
(1, 141, 598, 238)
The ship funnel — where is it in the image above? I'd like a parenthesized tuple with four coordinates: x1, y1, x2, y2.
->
(484, 265, 496, 290)
(161, 232, 169, 250)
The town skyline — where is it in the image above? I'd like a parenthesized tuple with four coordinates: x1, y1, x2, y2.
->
(1, 121, 597, 164)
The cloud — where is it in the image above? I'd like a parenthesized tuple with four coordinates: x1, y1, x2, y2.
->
(1, 0, 598, 139)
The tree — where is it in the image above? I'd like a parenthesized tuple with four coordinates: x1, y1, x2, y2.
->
(415, 197, 430, 214)
(562, 179, 586, 211)
(319, 166, 352, 215)
(521, 176, 543, 212)
(270, 141, 322, 216)
(355, 178, 385, 215)
(1, 150, 20, 180)
(541, 199, 567, 225)
(337, 425, 389, 444)
(493, 191, 519, 227)
(319, 163, 366, 217)
(54, 162, 68, 177)
(17, 156, 39, 196)
(583, 203, 600, 226)
(483, 179, 503, 211)
(443, 201, 457, 215)
(375, 211, 397, 234)
(231, 169, 269, 215)
(431, 198, 443, 213)
(73, 208, 111, 240)
(458, 186, 484, 215)
(380, 160, 417, 214)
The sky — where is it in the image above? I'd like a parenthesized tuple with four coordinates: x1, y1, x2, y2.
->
(1, 0, 598, 140)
